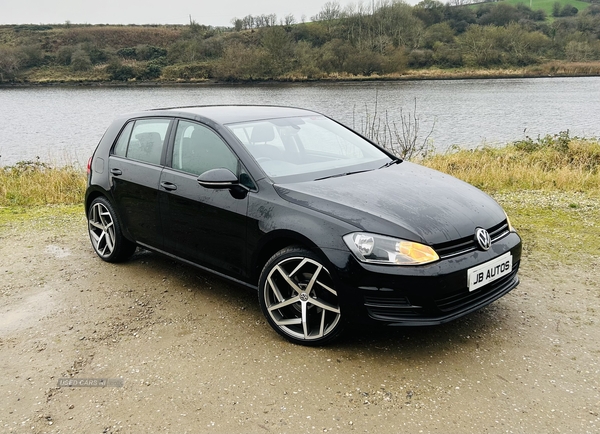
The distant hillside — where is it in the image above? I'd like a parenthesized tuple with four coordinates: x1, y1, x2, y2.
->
(1, 0, 599, 85)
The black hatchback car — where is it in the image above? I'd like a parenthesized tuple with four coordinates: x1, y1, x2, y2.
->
(85, 105, 522, 345)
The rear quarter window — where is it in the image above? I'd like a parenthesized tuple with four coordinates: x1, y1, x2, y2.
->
(111, 119, 171, 165)
(112, 122, 133, 157)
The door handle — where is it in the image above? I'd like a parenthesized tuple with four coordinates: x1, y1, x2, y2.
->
(110, 168, 122, 176)
(160, 181, 177, 191)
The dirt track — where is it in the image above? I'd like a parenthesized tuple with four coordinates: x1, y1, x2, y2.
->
(1, 212, 599, 433)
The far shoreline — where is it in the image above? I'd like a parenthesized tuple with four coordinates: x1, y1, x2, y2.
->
(2, 65, 600, 88)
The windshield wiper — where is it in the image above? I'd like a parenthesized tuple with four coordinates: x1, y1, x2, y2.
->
(315, 169, 373, 181)
(379, 158, 401, 169)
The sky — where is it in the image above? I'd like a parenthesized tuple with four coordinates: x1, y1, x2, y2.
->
(0, 0, 419, 28)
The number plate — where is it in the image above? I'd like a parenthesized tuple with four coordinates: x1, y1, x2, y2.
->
(467, 252, 512, 292)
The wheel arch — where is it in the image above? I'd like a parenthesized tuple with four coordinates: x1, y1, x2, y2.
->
(252, 230, 326, 284)
(85, 187, 112, 214)
(85, 189, 136, 244)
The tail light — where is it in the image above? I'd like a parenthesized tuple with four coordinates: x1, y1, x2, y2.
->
(87, 156, 92, 175)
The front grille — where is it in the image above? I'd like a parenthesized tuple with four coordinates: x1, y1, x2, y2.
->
(435, 261, 520, 313)
(434, 220, 510, 259)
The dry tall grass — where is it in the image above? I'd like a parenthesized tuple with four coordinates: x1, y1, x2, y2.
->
(422, 133, 600, 193)
(0, 160, 86, 206)
(1, 134, 598, 207)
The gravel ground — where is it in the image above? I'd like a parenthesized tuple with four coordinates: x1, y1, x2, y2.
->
(0, 212, 599, 434)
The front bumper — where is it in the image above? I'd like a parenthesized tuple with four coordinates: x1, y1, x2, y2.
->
(324, 232, 522, 326)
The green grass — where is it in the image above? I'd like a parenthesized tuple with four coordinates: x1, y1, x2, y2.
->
(494, 190, 600, 260)
(502, 0, 590, 17)
(0, 204, 84, 232)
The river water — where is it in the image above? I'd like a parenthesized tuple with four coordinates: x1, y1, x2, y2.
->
(0, 77, 598, 166)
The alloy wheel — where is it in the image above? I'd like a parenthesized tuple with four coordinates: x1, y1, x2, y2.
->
(262, 255, 341, 342)
(88, 201, 116, 258)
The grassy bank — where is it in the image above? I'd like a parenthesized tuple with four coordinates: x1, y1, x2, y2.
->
(1, 135, 598, 259)
(423, 133, 600, 193)
(6, 61, 600, 86)
(0, 160, 86, 207)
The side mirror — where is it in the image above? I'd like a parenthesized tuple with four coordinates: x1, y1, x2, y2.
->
(197, 168, 239, 189)
(197, 168, 249, 199)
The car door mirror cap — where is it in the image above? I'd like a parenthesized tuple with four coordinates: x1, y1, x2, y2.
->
(197, 168, 247, 190)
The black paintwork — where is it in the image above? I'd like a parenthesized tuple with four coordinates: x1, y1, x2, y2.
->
(86, 105, 522, 327)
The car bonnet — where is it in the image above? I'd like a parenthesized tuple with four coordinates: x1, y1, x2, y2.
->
(273, 162, 506, 245)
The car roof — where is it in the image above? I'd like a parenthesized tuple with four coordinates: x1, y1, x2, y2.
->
(143, 105, 322, 125)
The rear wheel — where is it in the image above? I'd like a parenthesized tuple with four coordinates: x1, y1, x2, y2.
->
(87, 197, 136, 263)
(259, 247, 343, 345)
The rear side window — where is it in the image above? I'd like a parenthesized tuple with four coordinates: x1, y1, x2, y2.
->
(112, 119, 171, 165)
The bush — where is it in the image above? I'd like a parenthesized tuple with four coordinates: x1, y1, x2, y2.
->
(18, 44, 45, 68)
(135, 45, 168, 61)
(161, 62, 212, 80)
(136, 63, 162, 80)
(513, 130, 572, 153)
(87, 47, 109, 64)
(0, 46, 22, 82)
(56, 46, 75, 66)
(70, 49, 92, 71)
(106, 60, 136, 81)
(408, 49, 434, 68)
(344, 50, 385, 76)
(117, 47, 137, 59)
(432, 42, 464, 68)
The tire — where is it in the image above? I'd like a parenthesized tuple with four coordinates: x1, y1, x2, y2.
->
(87, 196, 136, 263)
(259, 246, 343, 346)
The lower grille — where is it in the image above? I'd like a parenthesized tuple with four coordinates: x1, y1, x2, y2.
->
(361, 260, 520, 323)
(364, 295, 422, 320)
(435, 262, 520, 313)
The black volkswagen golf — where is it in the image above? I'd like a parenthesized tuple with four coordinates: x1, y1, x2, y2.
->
(85, 105, 522, 345)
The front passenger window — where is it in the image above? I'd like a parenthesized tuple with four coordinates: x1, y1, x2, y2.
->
(172, 120, 238, 176)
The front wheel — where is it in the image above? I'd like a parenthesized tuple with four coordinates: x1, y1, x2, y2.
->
(87, 197, 136, 263)
(259, 247, 343, 345)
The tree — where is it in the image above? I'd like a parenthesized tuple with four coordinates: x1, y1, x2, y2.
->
(283, 14, 296, 26)
(565, 40, 594, 61)
(458, 25, 502, 67)
(317, 38, 354, 72)
(314, 1, 342, 22)
(552, 2, 561, 18)
(502, 23, 550, 65)
(423, 22, 456, 49)
(260, 27, 294, 76)
(313, 1, 342, 35)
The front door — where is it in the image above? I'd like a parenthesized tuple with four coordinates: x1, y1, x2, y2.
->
(159, 120, 248, 278)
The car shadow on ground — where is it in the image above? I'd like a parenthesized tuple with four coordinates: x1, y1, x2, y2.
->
(120, 247, 518, 362)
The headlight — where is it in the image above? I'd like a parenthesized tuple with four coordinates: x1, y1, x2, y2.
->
(505, 211, 515, 232)
(343, 233, 439, 265)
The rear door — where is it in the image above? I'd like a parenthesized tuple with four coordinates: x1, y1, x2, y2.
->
(158, 119, 249, 278)
(108, 118, 172, 248)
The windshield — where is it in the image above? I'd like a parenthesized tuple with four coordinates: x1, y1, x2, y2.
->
(226, 115, 393, 183)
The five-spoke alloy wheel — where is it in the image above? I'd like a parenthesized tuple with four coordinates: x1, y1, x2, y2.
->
(259, 247, 343, 345)
(87, 197, 136, 263)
